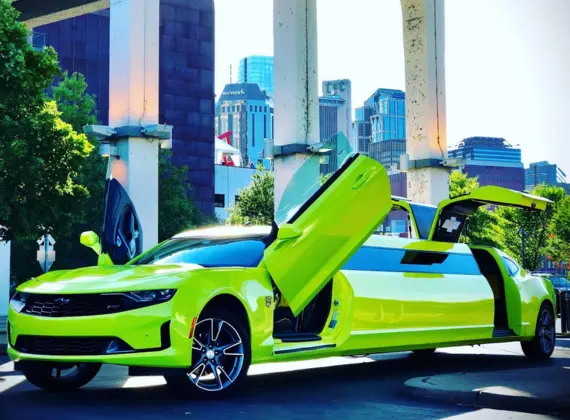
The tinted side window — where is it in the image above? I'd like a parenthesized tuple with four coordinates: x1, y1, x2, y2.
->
(409, 204, 437, 239)
(343, 246, 481, 276)
(503, 258, 520, 277)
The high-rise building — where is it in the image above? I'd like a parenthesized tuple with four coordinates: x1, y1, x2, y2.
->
(318, 80, 352, 174)
(215, 83, 273, 169)
(353, 88, 407, 196)
(366, 88, 406, 143)
(321, 80, 352, 145)
(448, 137, 525, 190)
(353, 88, 406, 155)
(525, 161, 568, 190)
(238, 55, 274, 98)
(369, 139, 406, 172)
(35, 1, 216, 214)
(353, 106, 373, 154)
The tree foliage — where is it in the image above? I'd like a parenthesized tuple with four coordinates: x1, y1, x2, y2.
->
(228, 166, 274, 225)
(0, 2, 93, 240)
(158, 150, 207, 241)
(498, 184, 567, 271)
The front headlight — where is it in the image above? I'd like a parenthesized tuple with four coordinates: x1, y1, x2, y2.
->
(126, 289, 177, 303)
(10, 292, 28, 313)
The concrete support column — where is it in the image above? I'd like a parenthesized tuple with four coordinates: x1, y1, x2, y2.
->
(273, 0, 320, 206)
(108, 0, 160, 250)
(401, 0, 449, 205)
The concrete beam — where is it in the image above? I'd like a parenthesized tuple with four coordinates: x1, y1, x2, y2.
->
(12, 0, 109, 28)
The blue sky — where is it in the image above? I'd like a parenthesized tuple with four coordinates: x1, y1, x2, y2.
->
(215, 0, 570, 174)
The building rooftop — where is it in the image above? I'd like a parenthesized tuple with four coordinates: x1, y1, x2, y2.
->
(451, 136, 515, 149)
(217, 83, 268, 103)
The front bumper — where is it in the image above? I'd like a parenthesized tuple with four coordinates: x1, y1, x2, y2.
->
(7, 300, 193, 368)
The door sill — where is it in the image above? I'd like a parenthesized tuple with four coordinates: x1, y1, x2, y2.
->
(273, 333, 322, 343)
(274, 343, 336, 355)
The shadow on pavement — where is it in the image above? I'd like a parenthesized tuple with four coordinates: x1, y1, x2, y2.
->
(1, 351, 560, 408)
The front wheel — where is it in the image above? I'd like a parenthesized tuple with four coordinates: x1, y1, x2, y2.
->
(22, 362, 101, 391)
(521, 303, 556, 360)
(165, 307, 251, 397)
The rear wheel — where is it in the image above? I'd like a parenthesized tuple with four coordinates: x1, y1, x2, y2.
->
(521, 303, 556, 360)
(22, 362, 101, 392)
(165, 307, 251, 397)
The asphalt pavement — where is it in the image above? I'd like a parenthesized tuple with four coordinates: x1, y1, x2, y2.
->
(1, 341, 568, 420)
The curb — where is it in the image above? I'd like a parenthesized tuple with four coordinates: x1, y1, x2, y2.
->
(404, 375, 570, 416)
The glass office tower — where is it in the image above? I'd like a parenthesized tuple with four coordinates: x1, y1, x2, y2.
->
(238, 55, 274, 98)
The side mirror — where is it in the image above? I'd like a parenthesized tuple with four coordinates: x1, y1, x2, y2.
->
(277, 224, 302, 240)
(80, 231, 102, 255)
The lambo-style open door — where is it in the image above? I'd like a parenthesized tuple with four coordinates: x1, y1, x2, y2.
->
(263, 153, 392, 316)
(101, 178, 143, 264)
(428, 186, 552, 243)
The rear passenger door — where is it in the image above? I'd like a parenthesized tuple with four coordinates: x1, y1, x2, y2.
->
(342, 236, 496, 347)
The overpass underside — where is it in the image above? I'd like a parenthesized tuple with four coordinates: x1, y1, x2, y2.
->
(12, 0, 109, 27)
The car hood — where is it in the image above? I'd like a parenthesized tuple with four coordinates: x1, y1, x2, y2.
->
(18, 264, 206, 294)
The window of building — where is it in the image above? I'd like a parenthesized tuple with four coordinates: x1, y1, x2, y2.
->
(255, 106, 258, 112)
(214, 194, 225, 208)
(250, 105, 253, 112)
(252, 114, 256, 147)
(264, 106, 267, 113)
(235, 195, 241, 203)
(264, 114, 267, 138)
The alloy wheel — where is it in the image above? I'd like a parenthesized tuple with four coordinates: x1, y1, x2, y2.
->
(188, 318, 245, 392)
(538, 308, 555, 354)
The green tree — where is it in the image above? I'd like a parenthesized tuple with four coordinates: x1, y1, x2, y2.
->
(228, 166, 274, 225)
(51, 72, 107, 230)
(497, 184, 566, 270)
(158, 150, 207, 241)
(52, 71, 98, 131)
(448, 171, 502, 247)
(0, 1, 92, 241)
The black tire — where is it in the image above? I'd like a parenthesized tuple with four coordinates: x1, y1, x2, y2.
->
(22, 362, 101, 392)
(521, 303, 556, 360)
(165, 307, 251, 398)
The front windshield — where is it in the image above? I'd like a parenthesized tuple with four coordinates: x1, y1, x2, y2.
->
(275, 131, 354, 225)
(130, 237, 266, 268)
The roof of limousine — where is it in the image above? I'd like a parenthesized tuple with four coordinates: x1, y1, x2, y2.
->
(173, 225, 272, 239)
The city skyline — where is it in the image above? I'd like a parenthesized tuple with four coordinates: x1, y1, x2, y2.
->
(215, 0, 570, 174)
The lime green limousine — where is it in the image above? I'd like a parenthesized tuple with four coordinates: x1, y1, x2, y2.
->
(7, 152, 556, 396)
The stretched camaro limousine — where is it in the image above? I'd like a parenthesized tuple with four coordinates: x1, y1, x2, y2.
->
(7, 153, 556, 396)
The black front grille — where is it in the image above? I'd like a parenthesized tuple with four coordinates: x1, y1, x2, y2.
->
(13, 336, 131, 355)
(22, 293, 126, 317)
